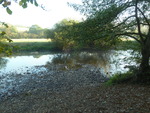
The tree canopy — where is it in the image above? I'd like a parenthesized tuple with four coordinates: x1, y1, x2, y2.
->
(70, 0, 150, 82)
(46, 19, 79, 51)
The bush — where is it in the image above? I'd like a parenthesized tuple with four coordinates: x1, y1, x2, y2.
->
(105, 71, 134, 86)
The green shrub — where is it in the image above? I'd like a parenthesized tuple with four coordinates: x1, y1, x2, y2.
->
(105, 71, 134, 86)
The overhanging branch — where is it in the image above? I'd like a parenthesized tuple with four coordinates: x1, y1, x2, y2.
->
(113, 15, 135, 28)
(115, 33, 142, 44)
(137, 7, 150, 27)
(122, 32, 147, 37)
(135, 0, 145, 43)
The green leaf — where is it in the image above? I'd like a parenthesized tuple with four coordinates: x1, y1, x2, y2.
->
(1, 31, 6, 35)
(6, 37, 13, 42)
(22, 0, 27, 3)
(22, 3, 27, 8)
(34, 0, 38, 6)
(19, 1, 23, 6)
(6, 7, 12, 15)
(0, 0, 4, 4)
(2, 22, 9, 28)
(30, 0, 33, 4)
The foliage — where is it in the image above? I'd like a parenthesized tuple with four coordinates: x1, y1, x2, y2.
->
(0, 0, 39, 55)
(0, 24, 48, 39)
(11, 42, 58, 52)
(117, 41, 141, 51)
(0, 0, 38, 14)
(70, 0, 150, 81)
(46, 18, 120, 51)
(0, 23, 13, 55)
(46, 19, 80, 51)
(29, 25, 43, 35)
(0, 24, 49, 54)
(105, 72, 134, 86)
(0, 42, 13, 56)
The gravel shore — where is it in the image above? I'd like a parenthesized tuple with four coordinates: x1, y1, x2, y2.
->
(0, 64, 150, 113)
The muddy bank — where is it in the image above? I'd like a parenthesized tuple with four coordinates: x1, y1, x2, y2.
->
(0, 82, 150, 113)
(0, 63, 150, 113)
(0, 63, 108, 101)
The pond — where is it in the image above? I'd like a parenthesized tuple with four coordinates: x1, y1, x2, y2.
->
(0, 50, 137, 98)
(0, 50, 136, 76)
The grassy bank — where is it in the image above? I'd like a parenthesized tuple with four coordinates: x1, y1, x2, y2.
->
(11, 42, 61, 52)
(9, 39, 60, 52)
(9, 39, 140, 52)
(12, 39, 51, 42)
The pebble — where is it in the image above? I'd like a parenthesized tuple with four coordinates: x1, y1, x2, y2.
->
(0, 64, 108, 101)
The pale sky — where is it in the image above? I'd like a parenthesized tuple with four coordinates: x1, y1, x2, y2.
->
(0, 0, 83, 28)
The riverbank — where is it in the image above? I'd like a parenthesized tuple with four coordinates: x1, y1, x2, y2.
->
(0, 63, 150, 113)
(10, 42, 60, 52)
(0, 84, 150, 113)
(9, 40, 140, 53)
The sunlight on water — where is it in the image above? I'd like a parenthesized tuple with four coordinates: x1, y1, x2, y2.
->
(0, 50, 137, 75)
(0, 54, 54, 74)
(0, 50, 137, 98)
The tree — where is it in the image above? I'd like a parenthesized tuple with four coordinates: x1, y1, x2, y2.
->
(0, 23, 13, 55)
(0, 0, 38, 55)
(70, 0, 150, 82)
(29, 25, 42, 34)
(28, 25, 48, 38)
(47, 19, 79, 51)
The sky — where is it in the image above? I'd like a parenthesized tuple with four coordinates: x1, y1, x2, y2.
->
(0, 0, 83, 28)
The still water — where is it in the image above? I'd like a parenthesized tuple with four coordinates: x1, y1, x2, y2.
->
(0, 50, 136, 76)
(0, 50, 137, 97)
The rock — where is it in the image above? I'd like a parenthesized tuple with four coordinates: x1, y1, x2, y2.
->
(0, 64, 108, 101)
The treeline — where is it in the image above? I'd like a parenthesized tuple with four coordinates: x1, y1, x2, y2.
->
(46, 19, 121, 51)
(0, 24, 48, 39)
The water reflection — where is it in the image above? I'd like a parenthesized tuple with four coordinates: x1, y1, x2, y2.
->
(0, 58, 8, 69)
(50, 50, 136, 76)
(0, 53, 54, 74)
(0, 50, 135, 75)
(50, 51, 113, 75)
(0, 50, 137, 100)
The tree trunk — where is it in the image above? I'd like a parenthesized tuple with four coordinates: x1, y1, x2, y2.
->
(137, 39, 150, 82)
(140, 47, 150, 72)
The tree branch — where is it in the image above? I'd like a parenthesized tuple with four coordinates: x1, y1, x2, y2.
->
(137, 7, 150, 27)
(135, 0, 145, 43)
(140, 23, 150, 26)
(122, 32, 147, 37)
(113, 15, 135, 28)
(125, 35, 141, 44)
(115, 33, 142, 44)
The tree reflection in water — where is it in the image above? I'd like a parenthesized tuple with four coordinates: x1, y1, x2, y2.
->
(50, 51, 111, 74)
(0, 58, 8, 70)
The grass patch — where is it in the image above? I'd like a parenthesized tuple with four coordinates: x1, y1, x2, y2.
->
(9, 39, 63, 52)
(105, 71, 134, 86)
(12, 39, 51, 42)
(117, 41, 140, 51)
(10, 42, 61, 52)
(10, 39, 140, 52)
